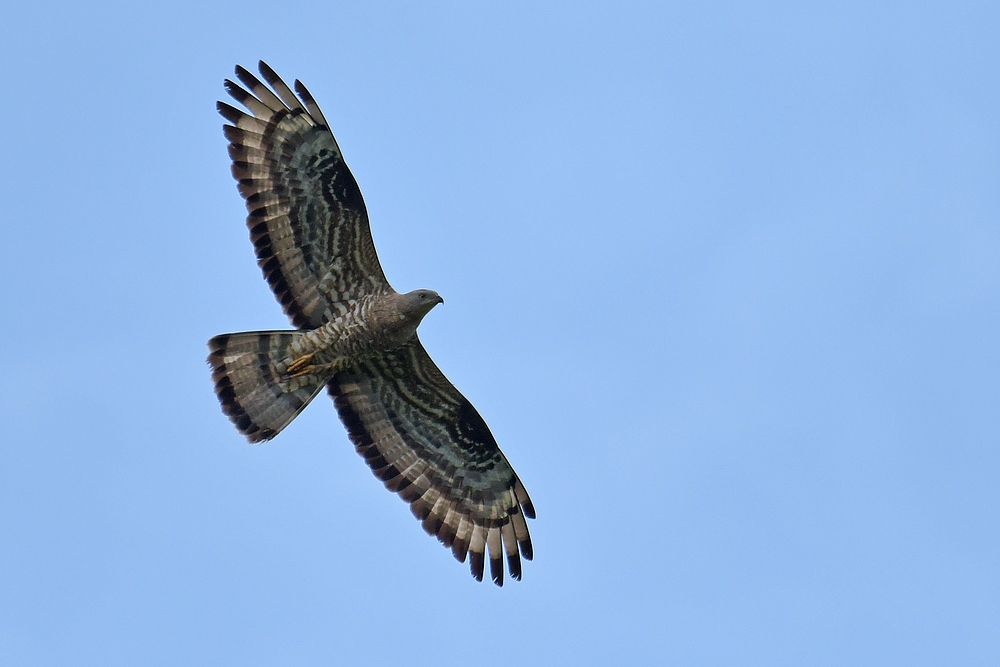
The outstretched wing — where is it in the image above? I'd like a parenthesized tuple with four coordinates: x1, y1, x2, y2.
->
(329, 339, 535, 586)
(219, 61, 390, 329)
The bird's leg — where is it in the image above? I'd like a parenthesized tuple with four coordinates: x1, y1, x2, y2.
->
(286, 359, 343, 380)
(285, 352, 316, 378)
(284, 322, 346, 379)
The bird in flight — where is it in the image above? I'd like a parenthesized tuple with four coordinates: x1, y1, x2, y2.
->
(207, 62, 534, 585)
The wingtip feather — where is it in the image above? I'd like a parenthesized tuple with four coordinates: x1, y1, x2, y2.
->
(257, 60, 304, 112)
(294, 79, 330, 128)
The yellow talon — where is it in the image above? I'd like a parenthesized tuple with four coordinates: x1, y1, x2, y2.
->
(286, 352, 315, 377)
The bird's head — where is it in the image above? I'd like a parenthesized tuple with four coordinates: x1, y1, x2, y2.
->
(401, 289, 444, 321)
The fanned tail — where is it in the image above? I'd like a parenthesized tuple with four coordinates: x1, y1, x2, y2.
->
(207, 331, 326, 442)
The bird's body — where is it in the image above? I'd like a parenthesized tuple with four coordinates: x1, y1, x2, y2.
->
(207, 62, 534, 585)
(209, 290, 442, 442)
(287, 290, 445, 378)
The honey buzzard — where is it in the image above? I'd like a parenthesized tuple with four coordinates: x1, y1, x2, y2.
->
(207, 62, 534, 586)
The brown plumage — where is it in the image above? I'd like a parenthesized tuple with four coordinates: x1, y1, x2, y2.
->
(207, 62, 534, 585)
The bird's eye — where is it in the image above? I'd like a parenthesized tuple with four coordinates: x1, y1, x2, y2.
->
(419, 293, 425, 299)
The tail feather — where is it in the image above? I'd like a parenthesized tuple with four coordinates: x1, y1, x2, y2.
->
(207, 331, 325, 442)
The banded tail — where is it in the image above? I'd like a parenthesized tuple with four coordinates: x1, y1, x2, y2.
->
(207, 331, 327, 443)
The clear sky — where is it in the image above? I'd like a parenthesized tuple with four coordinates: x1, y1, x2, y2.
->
(1, 2, 997, 665)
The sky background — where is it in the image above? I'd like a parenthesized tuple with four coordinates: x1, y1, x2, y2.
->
(1, 2, 998, 665)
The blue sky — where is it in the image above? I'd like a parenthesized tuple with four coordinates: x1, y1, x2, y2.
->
(1, 2, 997, 665)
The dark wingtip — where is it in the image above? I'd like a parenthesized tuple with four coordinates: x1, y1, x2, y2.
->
(520, 538, 533, 561)
(293, 78, 330, 128)
(258, 60, 280, 85)
(223, 79, 251, 106)
(490, 555, 504, 587)
(521, 498, 536, 520)
(470, 550, 485, 582)
(217, 101, 243, 124)
(451, 536, 469, 563)
(508, 553, 522, 581)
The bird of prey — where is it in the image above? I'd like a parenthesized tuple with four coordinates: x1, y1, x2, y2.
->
(206, 62, 534, 586)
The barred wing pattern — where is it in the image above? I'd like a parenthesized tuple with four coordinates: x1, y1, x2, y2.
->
(219, 62, 389, 329)
(329, 339, 535, 585)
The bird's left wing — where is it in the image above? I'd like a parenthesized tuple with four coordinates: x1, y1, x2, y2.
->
(328, 339, 535, 586)
(219, 62, 390, 329)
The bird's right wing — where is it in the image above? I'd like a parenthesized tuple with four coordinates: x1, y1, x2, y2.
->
(328, 338, 535, 586)
(219, 62, 390, 329)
